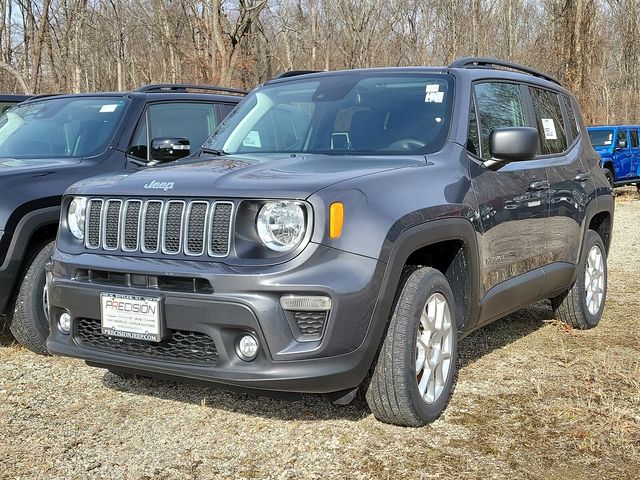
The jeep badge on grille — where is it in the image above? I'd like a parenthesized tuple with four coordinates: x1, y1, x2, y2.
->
(144, 180, 174, 191)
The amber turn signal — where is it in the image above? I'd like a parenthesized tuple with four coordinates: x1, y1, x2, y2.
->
(329, 202, 344, 239)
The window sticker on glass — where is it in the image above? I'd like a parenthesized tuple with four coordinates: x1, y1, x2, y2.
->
(604, 140, 612, 145)
(242, 130, 262, 148)
(541, 118, 557, 140)
(425, 84, 440, 93)
(99, 104, 119, 113)
(425, 91, 444, 103)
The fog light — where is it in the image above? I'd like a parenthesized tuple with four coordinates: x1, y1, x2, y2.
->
(58, 312, 71, 334)
(236, 334, 259, 361)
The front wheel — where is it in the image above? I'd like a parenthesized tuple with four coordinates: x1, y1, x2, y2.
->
(366, 267, 458, 427)
(551, 230, 607, 329)
(8, 241, 54, 355)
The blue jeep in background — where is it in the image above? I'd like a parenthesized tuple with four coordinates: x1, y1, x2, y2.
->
(588, 125, 640, 189)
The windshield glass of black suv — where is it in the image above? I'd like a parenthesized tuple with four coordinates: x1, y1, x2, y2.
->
(0, 97, 126, 159)
(203, 73, 453, 156)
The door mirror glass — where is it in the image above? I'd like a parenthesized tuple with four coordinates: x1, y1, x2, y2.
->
(617, 139, 627, 149)
(489, 127, 539, 162)
(150, 137, 190, 163)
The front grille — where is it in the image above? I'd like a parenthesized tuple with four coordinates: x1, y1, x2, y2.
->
(85, 198, 233, 258)
(293, 311, 328, 337)
(76, 317, 219, 365)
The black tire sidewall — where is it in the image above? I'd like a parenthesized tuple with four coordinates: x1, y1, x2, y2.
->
(401, 269, 458, 422)
(11, 241, 54, 352)
(28, 247, 52, 340)
(604, 169, 614, 187)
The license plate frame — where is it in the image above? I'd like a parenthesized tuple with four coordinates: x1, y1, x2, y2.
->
(100, 293, 163, 342)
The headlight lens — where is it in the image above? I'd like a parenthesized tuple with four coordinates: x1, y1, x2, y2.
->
(67, 197, 87, 240)
(256, 201, 306, 252)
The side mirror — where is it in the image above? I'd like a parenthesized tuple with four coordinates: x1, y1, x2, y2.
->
(150, 137, 191, 163)
(616, 139, 627, 149)
(487, 127, 539, 168)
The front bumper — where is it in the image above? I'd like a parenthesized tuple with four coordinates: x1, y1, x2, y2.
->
(46, 243, 386, 394)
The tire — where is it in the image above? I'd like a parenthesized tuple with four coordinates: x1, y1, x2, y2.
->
(366, 266, 458, 427)
(604, 168, 614, 188)
(551, 230, 607, 330)
(8, 241, 54, 355)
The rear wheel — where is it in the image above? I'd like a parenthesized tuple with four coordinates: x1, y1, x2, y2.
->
(551, 230, 607, 329)
(366, 267, 458, 427)
(8, 241, 54, 355)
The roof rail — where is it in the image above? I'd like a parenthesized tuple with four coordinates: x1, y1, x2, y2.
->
(135, 84, 248, 95)
(449, 57, 561, 86)
(275, 70, 321, 79)
(24, 93, 61, 101)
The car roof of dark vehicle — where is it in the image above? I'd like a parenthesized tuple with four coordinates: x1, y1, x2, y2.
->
(0, 94, 32, 102)
(269, 57, 567, 95)
(13, 83, 246, 106)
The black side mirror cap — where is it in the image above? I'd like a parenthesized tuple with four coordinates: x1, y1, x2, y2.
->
(485, 127, 539, 170)
(150, 137, 191, 163)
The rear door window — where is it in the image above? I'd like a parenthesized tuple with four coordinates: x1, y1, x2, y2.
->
(560, 94, 579, 141)
(529, 87, 567, 155)
(630, 129, 639, 148)
(473, 82, 526, 160)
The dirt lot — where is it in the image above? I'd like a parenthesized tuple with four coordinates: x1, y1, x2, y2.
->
(1, 190, 639, 480)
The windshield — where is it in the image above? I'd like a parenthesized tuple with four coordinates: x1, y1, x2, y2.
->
(588, 129, 614, 148)
(0, 97, 127, 158)
(203, 73, 453, 156)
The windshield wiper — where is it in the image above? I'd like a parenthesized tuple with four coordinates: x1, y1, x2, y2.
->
(200, 147, 226, 156)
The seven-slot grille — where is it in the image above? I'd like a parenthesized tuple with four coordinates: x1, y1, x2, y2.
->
(85, 198, 233, 257)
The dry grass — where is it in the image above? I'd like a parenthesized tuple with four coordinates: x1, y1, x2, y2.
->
(0, 193, 639, 479)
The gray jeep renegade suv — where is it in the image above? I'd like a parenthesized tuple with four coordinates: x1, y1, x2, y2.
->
(46, 58, 614, 427)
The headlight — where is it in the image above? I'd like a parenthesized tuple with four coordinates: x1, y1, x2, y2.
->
(256, 201, 306, 252)
(67, 197, 87, 240)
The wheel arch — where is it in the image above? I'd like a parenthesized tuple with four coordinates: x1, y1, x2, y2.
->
(0, 206, 60, 314)
(374, 218, 481, 335)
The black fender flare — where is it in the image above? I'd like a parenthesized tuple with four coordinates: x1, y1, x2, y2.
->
(0, 206, 60, 313)
(354, 217, 481, 382)
(571, 193, 614, 286)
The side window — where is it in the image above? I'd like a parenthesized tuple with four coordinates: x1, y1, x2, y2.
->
(128, 102, 217, 162)
(474, 82, 526, 160)
(630, 129, 639, 148)
(617, 129, 629, 148)
(530, 87, 568, 155)
(560, 94, 579, 141)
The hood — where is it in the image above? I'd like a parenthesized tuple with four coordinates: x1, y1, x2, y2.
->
(0, 157, 82, 174)
(66, 153, 424, 198)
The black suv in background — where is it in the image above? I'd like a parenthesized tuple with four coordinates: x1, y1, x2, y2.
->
(0, 84, 245, 354)
(0, 94, 32, 114)
(47, 59, 614, 427)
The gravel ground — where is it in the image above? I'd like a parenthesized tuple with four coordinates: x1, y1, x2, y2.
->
(1, 191, 639, 480)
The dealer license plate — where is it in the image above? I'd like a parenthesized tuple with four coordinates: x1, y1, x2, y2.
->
(100, 293, 162, 342)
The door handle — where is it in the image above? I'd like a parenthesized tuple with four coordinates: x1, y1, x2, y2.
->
(574, 172, 591, 182)
(528, 180, 550, 191)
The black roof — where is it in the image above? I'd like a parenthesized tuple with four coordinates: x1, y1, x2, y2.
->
(270, 57, 563, 90)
